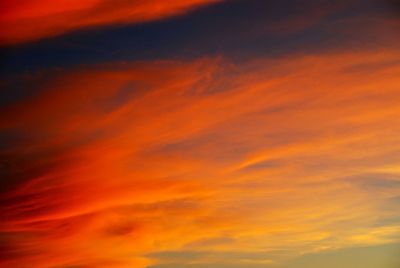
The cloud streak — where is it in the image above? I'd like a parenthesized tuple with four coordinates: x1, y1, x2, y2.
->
(1, 47, 400, 267)
(0, 0, 219, 45)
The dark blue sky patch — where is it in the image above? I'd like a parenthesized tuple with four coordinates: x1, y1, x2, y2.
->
(1, 0, 396, 77)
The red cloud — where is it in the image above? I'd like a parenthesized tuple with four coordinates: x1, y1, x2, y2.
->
(1, 50, 400, 267)
(0, 0, 219, 45)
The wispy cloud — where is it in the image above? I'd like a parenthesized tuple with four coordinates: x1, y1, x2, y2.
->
(0, 0, 219, 45)
(1, 48, 400, 267)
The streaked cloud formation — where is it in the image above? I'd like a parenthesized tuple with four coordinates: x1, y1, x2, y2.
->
(0, 0, 218, 44)
(1, 1, 400, 268)
(2, 49, 400, 267)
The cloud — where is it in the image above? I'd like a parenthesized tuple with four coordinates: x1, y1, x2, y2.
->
(0, 0, 219, 45)
(1, 49, 400, 267)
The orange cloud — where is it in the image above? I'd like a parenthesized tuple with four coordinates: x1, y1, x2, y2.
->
(1, 49, 400, 267)
(0, 0, 219, 45)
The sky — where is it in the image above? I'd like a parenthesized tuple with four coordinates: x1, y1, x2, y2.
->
(1, 1, 400, 268)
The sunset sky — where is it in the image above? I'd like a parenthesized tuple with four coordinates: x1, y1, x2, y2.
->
(1, 1, 400, 268)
